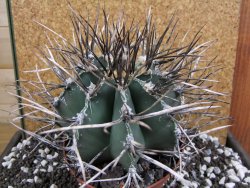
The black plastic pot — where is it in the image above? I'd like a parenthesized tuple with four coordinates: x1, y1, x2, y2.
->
(1, 131, 250, 168)
(0, 131, 23, 164)
(226, 131, 250, 168)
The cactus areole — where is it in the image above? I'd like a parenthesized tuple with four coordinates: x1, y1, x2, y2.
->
(28, 5, 224, 186)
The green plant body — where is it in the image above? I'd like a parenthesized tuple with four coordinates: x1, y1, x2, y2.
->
(54, 67, 179, 170)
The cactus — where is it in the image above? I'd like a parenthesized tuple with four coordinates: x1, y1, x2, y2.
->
(13, 6, 227, 187)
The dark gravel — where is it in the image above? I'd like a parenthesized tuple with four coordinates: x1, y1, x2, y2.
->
(1, 134, 250, 188)
(166, 134, 250, 188)
(0, 138, 79, 188)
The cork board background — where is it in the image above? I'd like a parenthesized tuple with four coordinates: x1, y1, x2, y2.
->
(10, 0, 240, 143)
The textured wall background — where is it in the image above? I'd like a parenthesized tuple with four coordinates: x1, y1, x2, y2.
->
(10, 0, 240, 143)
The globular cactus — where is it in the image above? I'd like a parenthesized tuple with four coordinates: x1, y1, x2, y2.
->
(54, 60, 179, 170)
(14, 5, 226, 187)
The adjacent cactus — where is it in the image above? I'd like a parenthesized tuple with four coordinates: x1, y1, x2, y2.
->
(14, 6, 226, 187)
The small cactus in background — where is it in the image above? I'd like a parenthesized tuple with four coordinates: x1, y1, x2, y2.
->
(13, 5, 228, 187)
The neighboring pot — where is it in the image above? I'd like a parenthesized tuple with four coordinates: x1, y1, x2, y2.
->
(226, 131, 250, 169)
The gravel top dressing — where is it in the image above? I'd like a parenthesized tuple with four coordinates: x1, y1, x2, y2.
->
(0, 133, 249, 188)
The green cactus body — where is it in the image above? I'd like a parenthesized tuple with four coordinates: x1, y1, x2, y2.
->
(110, 89, 145, 170)
(55, 69, 179, 170)
(129, 75, 178, 150)
(55, 72, 115, 162)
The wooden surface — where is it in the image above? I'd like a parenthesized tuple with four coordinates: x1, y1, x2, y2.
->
(10, 0, 240, 142)
(230, 0, 250, 154)
(0, 123, 17, 155)
(0, 27, 13, 68)
(0, 0, 15, 123)
(0, 0, 17, 154)
(0, 0, 13, 69)
(0, 0, 8, 26)
(0, 69, 17, 123)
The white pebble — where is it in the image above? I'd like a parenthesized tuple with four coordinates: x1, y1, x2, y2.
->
(225, 182, 235, 188)
(50, 184, 58, 188)
(44, 147, 50, 154)
(22, 154, 27, 160)
(34, 176, 42, 183)
(11, 146, 17, 152)
(22, 139, 31, 146)
(16, 143, 23, 150)
(26, 179, 34, 183)
(229, 175, 240, 182)
(38, 149, 46, 157)
(4, 154, 12, 161)
(224, 149, 231, 157)
(33, 169, 39, 174)
(7, 163, 12, 169)
(53, 162, 58, 166)
(4, 152, 15, 161)
(237, 170, 245, 180)
(217, 148, 224, 154)
(232, 152, 240, 160)
(207, 167, 214, 174)
(205, 179, 212, 186)
(201, 164, 207, 171)
(8, 186, 14, 188)
(40, 168, 46, 172)
(21, 166, 29, 173)
(53, 152, 58, 158)
(213, 167, 221, 174)
(46, 154, 53, 160)
(204, 157, 211, 163)
(41, 160, 48, 167)
(2, 161, 9, 167)
(244, 177, 250, 183)
(191, 182, 198, 188)
(204, 149, 211, 155)
(33, 159, 38, 164)
(209, 173, 216, 179)
(47, 165, 53, 173)
(219, 177, 226, 185)
(231, 160, 241, 168)
(199, 134, 208, 141)
(213, 156, 218, 160)
(227, 169, 236, 176)
(49, 184, 57, 188)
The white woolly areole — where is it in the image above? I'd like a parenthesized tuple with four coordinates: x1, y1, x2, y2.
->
(65, 77, 74, 85)
(144, 81, 155, 92)
(120, 89, 133, 116)
(121, 103, 133, 116)
(53, 97, 59, 106)
(87, 82, 96, 97)
(76, 112, 85, 125)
